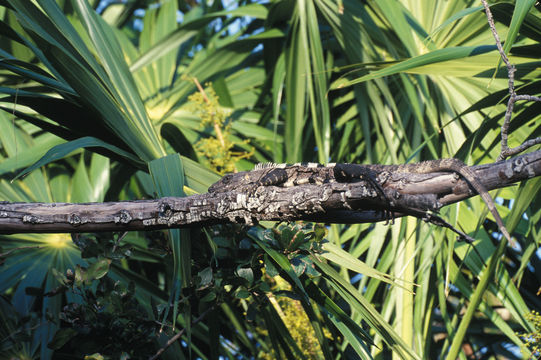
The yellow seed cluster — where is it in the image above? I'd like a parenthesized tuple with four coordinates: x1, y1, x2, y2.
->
(195, 132, 252, 174)
(258, 276, 332, 359)
(518, 310, 541, 357)
(188, 86, 227, 128)
(188, 83, 253, 174)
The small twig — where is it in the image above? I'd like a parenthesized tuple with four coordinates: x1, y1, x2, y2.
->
(515, 94, 541, 102)
(149, 306, 215, 360)
(0, 245, 43, 259)
(1, 321, 44, 345)
(481, 0, 541, 160)
(111, 231, 128, 253)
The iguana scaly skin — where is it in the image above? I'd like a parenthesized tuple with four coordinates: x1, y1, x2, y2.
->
(207, 162, 335, 193)
(208, 159, 511, 243)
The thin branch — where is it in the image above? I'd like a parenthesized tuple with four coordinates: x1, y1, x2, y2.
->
(445, 4, 541, 359)
(481, 0, 541, 160)
(0, 150, 540, 234)
(0, 245, 43, 258)
(149, 306, 215, 360)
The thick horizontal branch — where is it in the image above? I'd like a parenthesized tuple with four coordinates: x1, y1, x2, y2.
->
(0, 150, 540, 234)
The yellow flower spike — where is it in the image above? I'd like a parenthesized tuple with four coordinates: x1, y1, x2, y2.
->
(188, 81, 254, 174)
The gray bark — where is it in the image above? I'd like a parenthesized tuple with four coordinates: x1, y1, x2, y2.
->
(0, 149, 540, 234)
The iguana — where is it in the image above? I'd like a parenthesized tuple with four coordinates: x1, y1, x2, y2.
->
(208, 159, 511, 243)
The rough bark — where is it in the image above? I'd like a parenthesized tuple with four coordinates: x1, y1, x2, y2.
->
(0, 150, 540, 234)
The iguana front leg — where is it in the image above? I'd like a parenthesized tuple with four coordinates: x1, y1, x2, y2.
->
(333, 163, 394, 223)
(333, 164, 386, 199)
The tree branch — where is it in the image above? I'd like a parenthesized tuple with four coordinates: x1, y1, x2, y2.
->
(480, 0, 541, 160)
(1, 150, 540, 234)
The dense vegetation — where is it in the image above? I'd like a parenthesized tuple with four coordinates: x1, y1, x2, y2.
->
(0, 0, 540, 358)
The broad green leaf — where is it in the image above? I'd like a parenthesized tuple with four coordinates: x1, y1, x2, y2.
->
(304, 0, 331, 162)
(88, 153, 110, 202)
(72, 0, 165, 159)
(130, 3, 270, 72)
(13, 136, 143, 181)
(0, 135, 65, 176)
(331, 45, 498, 89)
(404, 54, 539, 77)
(0, 58, 74, 94)
(426, 6, 484, 44)
(179, 155, 220, 194)
(250, 233, 310, 303)
(6, 0, 104, 83)
(314, 259, 421, 360)
(86, 258, 110, 280)
(284, 8, 308, 162)
(70, 155, 93, 203)
(320, 242, 409, 289)
(303, 277, 374, 346)
(502, 0, 537, 55)
(219, 3, 268, 19)
(137, 0, 178, 98)
(48, 328, 78, 350)
(373, 0, 425, 55)
(149, 154, 190, 336)
(149, 153, 185, 198)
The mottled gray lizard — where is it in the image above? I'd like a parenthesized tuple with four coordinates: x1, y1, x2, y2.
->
(208, 159, 511, 243)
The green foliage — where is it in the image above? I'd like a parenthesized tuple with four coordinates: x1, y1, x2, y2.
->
(0, 0, 540, 359)
(49, 272, 157, 359)
(0, 295, 41, 360)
